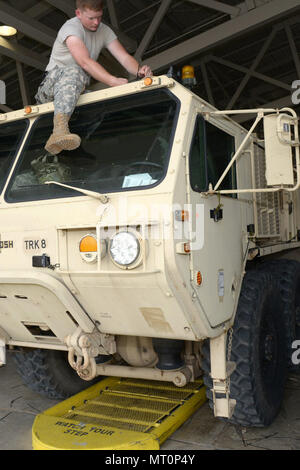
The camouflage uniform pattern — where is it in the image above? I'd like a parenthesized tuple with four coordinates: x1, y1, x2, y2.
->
(35, 65, 88, 116)
(31, 152, 71, 184)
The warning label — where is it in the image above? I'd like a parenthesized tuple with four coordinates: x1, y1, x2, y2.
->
(55, 421, 115, 437)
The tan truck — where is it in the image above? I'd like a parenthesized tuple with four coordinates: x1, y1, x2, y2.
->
(0, 74, 299, 428)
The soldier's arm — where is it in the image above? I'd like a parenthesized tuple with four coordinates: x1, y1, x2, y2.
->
(107, 39, 152, 77)
(65, 35, 128, 87)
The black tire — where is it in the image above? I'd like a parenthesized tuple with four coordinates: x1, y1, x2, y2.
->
(202, 270, 287, 427)
(259, 258, 300, 369)
(13, 348, 99, 399)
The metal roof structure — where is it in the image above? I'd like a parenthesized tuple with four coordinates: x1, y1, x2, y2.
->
(0, 0, 299, 126)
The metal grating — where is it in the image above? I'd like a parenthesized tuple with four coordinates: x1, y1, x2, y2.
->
(32, 376, 207, 449)
(253, 142, 280, 238)
(62, 378, 202, 434)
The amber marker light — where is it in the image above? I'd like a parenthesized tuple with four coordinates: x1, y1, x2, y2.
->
(24, 106, 32, 114)
(196, 271, 203, 286)
(144, 77, 153, 86)
(79, 234, 98, 263)
(79, 235, 97, 253)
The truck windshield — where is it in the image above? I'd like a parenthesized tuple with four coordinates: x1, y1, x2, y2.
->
(0, 119, 28, 195)
(5, 89, 179, 203)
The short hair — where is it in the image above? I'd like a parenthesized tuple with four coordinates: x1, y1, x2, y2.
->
(76, 0, 104, 11)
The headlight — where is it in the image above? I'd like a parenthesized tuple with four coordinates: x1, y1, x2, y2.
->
(109, 231, 141, 268)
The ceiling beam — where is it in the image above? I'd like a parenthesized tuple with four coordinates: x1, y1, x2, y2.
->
(0, 37, 48, 71)
(135, 0, 172, 61)
(0, 1, 55, 71)
(45, 0, 74, 17)
(0, 3, 55, 82)
(284, 22, 300, 78)
(200, 62, 215, 105)
(106, 0, 120, 29)
(146, 0, 300, 71)
(226, 25, 279, 109)
(0, 104, 12, 113)
(16, 61, 30, 106)
(0, 1, 56, 48)
(25, 2, 54, 19)
(207, 55, 291, 91)
(186, 0, 241, 17)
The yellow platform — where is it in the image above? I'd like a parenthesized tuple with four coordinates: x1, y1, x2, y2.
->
(32, 377, 206, 450)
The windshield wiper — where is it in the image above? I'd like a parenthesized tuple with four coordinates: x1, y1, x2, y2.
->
(44, 180, 109, 204)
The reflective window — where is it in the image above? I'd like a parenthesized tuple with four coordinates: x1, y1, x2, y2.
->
(6, 90, 179, 202)
(190, 116, 236, 193)
(0, 119, 28, 194)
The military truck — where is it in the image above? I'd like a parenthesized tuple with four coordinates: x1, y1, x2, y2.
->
(0, 74, 299, 428)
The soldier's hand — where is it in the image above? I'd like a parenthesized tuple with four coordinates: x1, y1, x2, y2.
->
(110, 77, 128, 87)
(137, 65, 153, 78)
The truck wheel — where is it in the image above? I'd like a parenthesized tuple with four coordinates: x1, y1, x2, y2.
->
(259, 258, 300, 369)
(13, 348, 98, 399)
(202, 271, 287, 427)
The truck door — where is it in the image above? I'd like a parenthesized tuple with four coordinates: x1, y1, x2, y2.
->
(188, 115, 244, 329)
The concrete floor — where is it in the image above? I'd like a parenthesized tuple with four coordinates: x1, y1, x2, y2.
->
(1, 352, 300, 450)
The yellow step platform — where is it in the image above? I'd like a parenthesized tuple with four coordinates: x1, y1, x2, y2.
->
(32, 377, 206, 450)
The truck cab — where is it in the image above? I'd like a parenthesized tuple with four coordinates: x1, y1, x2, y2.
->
(1, 75, 299, 426)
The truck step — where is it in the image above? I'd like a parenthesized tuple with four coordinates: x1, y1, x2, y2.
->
(32, 376, 206, 450)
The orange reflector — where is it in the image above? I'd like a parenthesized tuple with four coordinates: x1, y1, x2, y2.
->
(184, 243, 191, 253)
(175, 210, 189, 222)
(24, 106, 32, 114)
(144, 77, 153, 86)
(196, 271, 202, 286)
(79, 235, 97, 253)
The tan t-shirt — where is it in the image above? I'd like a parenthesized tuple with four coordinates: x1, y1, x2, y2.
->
(46, 17, 117, 72)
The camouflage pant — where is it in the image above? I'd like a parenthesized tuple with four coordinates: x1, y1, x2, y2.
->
(35, 65, 88, 116)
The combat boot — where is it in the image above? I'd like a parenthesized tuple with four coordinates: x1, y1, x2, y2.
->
(45, 113, 81, 155)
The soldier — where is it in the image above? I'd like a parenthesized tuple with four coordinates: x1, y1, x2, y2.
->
(35, 0, 152, 155)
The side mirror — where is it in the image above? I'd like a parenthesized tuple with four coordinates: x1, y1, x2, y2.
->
(264, 113, 297, 186)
